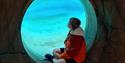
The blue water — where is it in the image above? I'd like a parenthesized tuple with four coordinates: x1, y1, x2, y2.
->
(21, 0, 88, 62)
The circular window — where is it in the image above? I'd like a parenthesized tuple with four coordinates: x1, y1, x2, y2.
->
(21, 0, 97, 62)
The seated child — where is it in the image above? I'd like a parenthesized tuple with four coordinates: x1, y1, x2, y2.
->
(45, 17, 86, 63)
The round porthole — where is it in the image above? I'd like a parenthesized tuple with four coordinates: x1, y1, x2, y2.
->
(21, 0, 97, 62)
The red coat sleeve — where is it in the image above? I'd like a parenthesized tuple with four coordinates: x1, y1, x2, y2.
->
(66, 35, 85, 57)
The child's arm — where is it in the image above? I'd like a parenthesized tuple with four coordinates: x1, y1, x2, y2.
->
(58, 50, 71, 59)
(58, 41, 71, 59)
(66, 36, 84, 57)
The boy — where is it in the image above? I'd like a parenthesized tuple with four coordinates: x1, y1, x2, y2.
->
(45, 17, 86, 63)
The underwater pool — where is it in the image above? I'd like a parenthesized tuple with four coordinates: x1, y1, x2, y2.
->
(21, 0, 97, 63)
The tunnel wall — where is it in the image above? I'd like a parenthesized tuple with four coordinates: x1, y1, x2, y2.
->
(0, 0, 125, 63)
(85, 0, 125, 63)
(0, 0, 35, 63)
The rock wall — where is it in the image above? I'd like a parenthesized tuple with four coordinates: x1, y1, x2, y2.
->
(85, 0, 125, 63)
(0, 0, 125, 63)
(0, 0, 35, 63)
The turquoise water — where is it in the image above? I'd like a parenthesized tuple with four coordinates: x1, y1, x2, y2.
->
(21, 0, 90, 62)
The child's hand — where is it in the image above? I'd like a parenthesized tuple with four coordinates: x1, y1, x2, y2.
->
(54, 53, 60, 59)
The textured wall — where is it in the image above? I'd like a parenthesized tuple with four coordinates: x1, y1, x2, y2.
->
(85, 0, 125, 63)
(0, 0, 125, 63)
(0, 0, 34, 63)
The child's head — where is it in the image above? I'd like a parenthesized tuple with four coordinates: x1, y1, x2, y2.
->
(68, 17, 81, 30)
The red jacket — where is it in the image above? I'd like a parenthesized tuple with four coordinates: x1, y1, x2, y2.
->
(59, 34, 86, 63)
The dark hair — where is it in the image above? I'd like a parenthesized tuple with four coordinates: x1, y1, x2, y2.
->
(69, 17, 81, 30)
